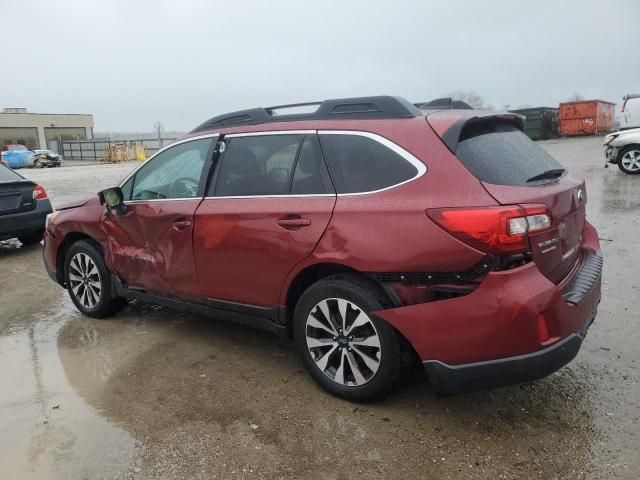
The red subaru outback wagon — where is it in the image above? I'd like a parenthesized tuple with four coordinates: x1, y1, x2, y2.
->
(43, 96, 602, 401)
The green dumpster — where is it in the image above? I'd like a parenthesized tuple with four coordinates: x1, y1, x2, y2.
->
(509, 107, 559, 140)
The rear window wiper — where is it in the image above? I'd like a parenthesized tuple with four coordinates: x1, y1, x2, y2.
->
(526, 168, 566, 183)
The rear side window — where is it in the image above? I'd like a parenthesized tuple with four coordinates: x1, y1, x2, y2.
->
(455, 122, 564, 186)
(0, 164, 23, 182)
(319, 133, 419, 194)
(213, 135, 303, 196)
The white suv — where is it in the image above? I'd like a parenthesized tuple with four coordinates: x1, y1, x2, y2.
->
(621, 94, 640, 130)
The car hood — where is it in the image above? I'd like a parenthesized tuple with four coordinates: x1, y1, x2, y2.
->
(605, 127, 640, 144)
(57, 196, 99, 211)
(609, 127, 640, 136)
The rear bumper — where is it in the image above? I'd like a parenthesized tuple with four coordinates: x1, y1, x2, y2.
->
(375, 221, 602, 394)
(424, 309, 595, 394)
(0, 199, 52, 239)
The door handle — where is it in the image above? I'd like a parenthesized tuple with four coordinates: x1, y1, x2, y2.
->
(277, 216, 311, 229)
(173, 219, 192, 231)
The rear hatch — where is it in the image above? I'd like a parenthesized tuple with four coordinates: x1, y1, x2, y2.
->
(0, 165, 36, 215)
(427, 112, 585, 284)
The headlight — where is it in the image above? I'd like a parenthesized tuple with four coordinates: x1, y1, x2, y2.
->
(45, 211, 58, 230)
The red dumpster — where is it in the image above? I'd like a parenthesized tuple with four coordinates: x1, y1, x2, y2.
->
(558, 100, 616, 136)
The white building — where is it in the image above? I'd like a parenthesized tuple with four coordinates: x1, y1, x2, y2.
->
(0, 107, 94, 152)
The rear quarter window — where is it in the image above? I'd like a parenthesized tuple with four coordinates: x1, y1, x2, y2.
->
(455, 122, 565, 186)
(0, 164, 23, 182)
(319, 133, 419, 194)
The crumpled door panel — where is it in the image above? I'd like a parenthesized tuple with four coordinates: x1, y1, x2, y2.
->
(102, 201, 199, 297)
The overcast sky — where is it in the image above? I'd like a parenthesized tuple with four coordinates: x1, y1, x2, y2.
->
(2, 0, 638, 132)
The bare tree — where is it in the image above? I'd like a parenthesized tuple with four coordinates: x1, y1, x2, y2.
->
(567, 92, 585, 102)
(446, 91, 494, 109)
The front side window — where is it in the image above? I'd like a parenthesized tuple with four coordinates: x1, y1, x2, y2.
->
(128, 138, 213, 200)
(213, 135, 303, 196)
(319, 133, 419, 194)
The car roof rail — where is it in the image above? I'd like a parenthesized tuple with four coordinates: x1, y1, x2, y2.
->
(191, 96, 421, 132)
(414, 97, 474, 110)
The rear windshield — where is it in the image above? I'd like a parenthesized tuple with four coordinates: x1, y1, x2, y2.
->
(0, 164, 23, 182)
(455, 122, 564, 186)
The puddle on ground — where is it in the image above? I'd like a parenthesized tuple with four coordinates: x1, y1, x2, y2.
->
(0, 281, 624, 479)
(0, 296, 137, 479)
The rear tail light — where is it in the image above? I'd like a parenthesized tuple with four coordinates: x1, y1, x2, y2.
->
(427, 204, 551, 255)
(33, 184, 47, 200)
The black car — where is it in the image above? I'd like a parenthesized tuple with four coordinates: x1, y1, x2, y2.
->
(0, 162, 53, 244)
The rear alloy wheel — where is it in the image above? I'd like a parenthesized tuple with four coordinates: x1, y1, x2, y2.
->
(64, 240, 126, 318)
(618, 146, 640, 174)
(306, 298, 382, 387)
(294, 274, 406, 401)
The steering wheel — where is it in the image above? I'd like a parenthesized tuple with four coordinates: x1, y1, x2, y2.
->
(169, 177, 199, 197)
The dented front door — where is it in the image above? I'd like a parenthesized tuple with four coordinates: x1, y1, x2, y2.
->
(103, 200, 202, 297)
(102, 136, 216, 298)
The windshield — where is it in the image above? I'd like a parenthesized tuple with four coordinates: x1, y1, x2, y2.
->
(455, 122, 565, 186)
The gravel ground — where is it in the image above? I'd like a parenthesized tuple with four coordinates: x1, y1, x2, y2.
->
(0, 137, 638, 479)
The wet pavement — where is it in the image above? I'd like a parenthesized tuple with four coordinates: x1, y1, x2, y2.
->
(0, 138, 638, 479)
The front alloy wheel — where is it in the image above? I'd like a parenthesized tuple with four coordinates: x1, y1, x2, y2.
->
(618, 146, 640, 174)
(64, 240, 126, 318)
(306, 298, 382, 386)
(68, 252, 102, 309)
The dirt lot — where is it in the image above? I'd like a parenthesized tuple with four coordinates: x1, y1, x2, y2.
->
(1, 138, 638, 480)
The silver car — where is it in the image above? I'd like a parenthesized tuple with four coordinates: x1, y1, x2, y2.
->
(33, 149, 63, 168)
(604, 127, 640, 174)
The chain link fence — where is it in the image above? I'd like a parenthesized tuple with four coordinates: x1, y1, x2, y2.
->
(61, 137, 178, 162)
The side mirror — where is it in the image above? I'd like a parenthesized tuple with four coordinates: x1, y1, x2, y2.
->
(98, 186, 126, 214)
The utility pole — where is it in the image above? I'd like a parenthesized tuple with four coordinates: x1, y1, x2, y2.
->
(153, 121, 164, 148)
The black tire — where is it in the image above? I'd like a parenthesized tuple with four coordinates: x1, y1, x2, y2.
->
(34, 159, 44, 168)
(617, 145, 640, 174)
(293, 273, 406, 402)
(18, 229, 44, 246)
(64, 240, 126, 318)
